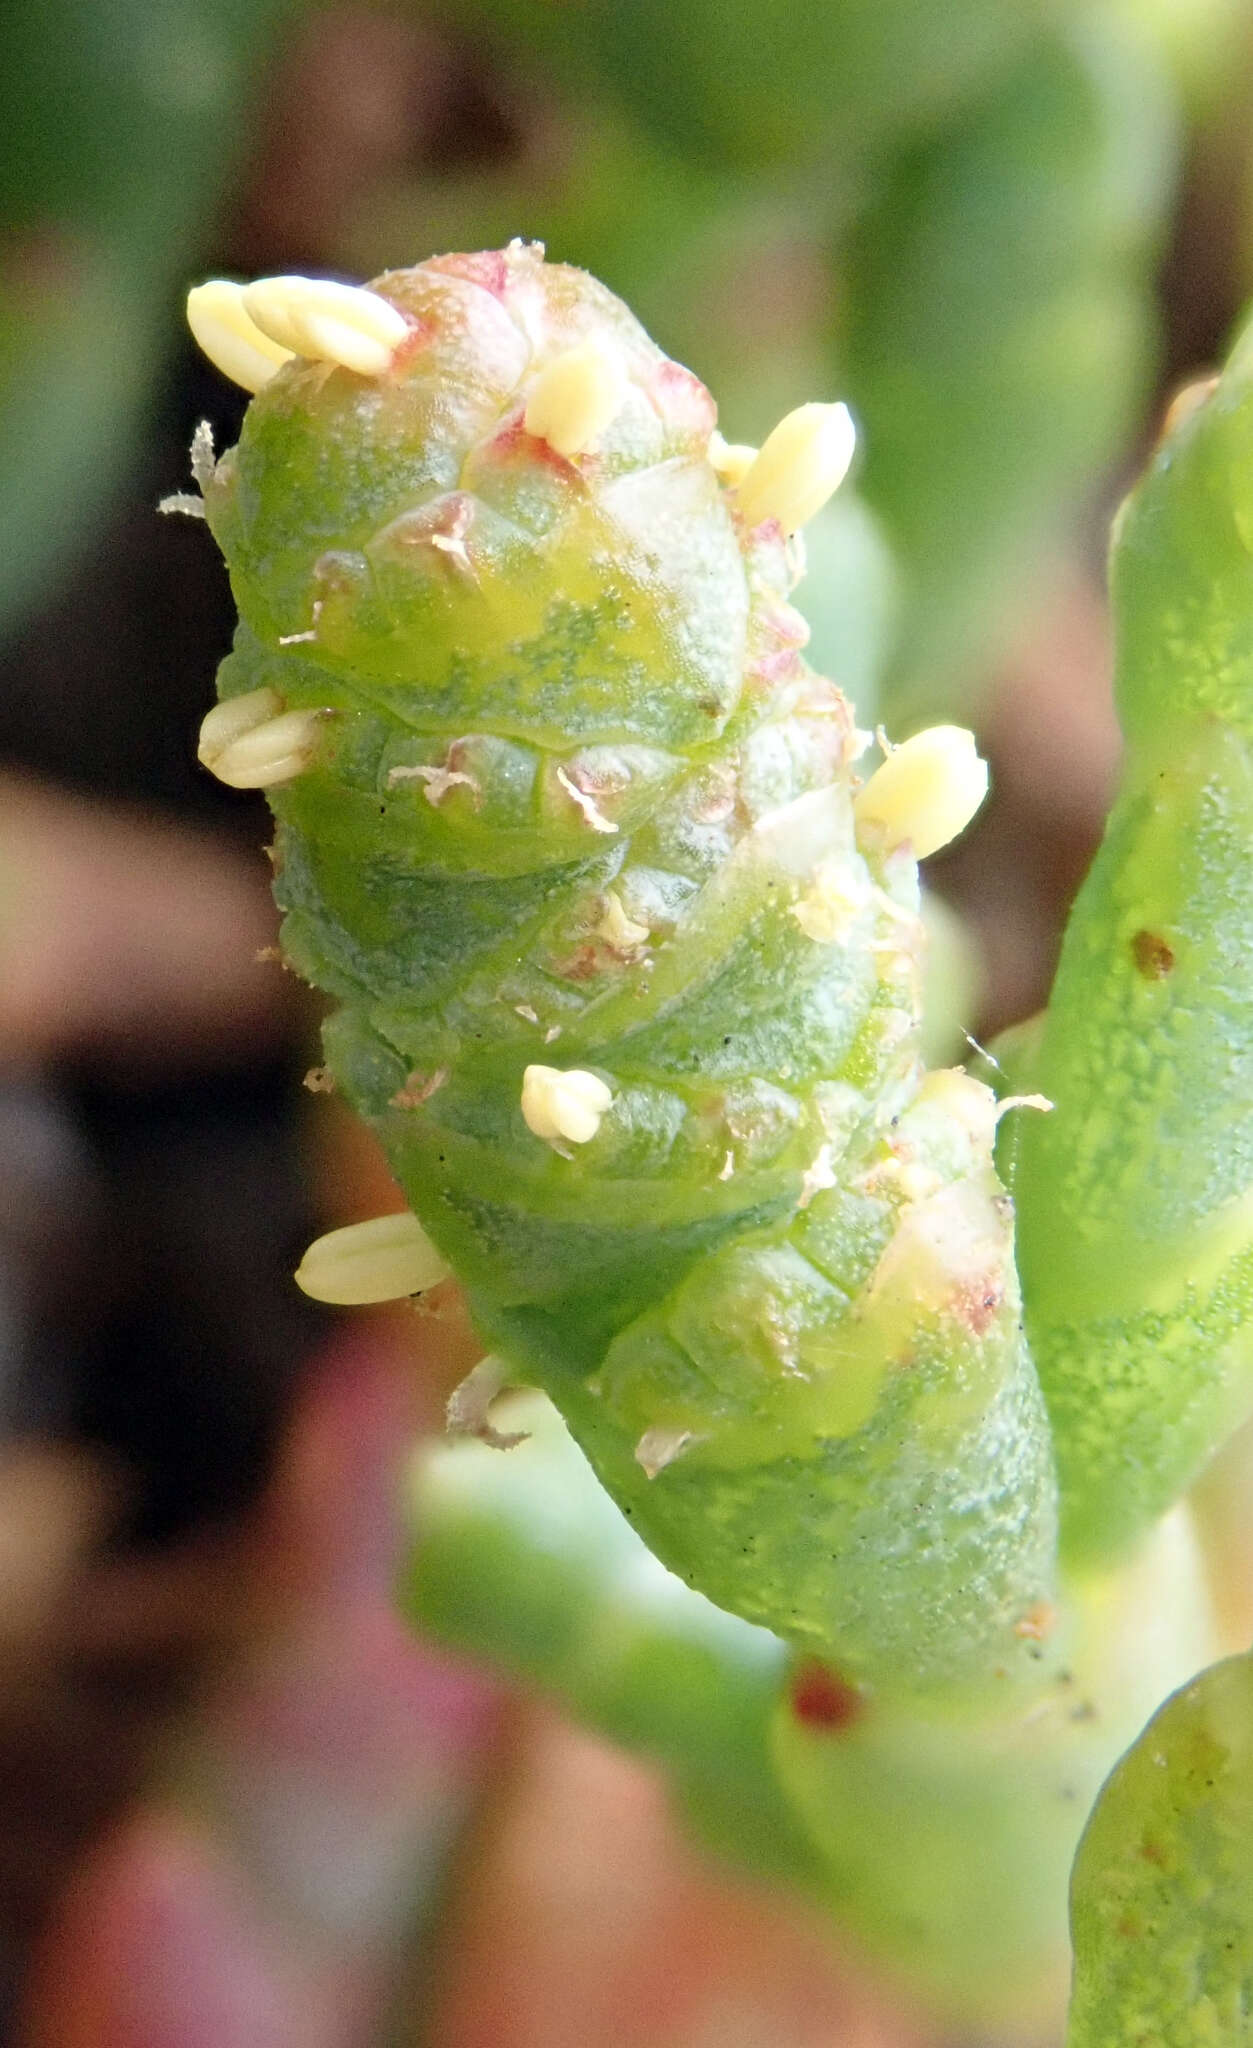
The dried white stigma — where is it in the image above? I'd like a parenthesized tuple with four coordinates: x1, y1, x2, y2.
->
(242, 275, 408, 376)
(556, 764, 618, 834)
(635, 1425, 697, 1478)
(186, 281, 294, 393)
(853, 725, 989, 860)
(446, 1357, 530, 1450)
(708, 430, 759, 488)
(197, 690, 324, 789)
(295, 1213, 450, 1305)
(735, 400, 856, 532)
(524, 342, 625, 457)
(521, 1065, 614, 1147)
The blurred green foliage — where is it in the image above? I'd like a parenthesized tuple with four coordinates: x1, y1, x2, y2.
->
(0, 0, 1192, 726)
(0, 0, 291, 629)
(1068, 1651, 1253, 2046)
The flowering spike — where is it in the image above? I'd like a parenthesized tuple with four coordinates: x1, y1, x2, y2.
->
(295, 1213, 450, 1304)
(853, 725, 988, 858)
(735, 400, 856, 532)
(192, 246, 1056, 1701)
(186, 281, 293, 393)
(524, 342, 626, 456)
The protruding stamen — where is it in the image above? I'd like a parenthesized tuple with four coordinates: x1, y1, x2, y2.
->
(198, 688, 283, 764)
(521, 1064, 614, 1147)
(594, 892, 649, 950)
(708, 430, 758, 487)
(735, 401, 856, 532)
(791, 861, 866, 943)
(241, 276, 408, 376)
(197, 691, 324, 789)
(853, 725, 988, 860)
(295, 1213, 450, 1305)
(524, 342, 625, 457)
(187, 281, 294, 393)
(915, 1068, 1000, 1149)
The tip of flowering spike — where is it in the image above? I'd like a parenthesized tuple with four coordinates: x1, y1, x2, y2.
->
(520, 1065, 614, 1147)
(735, 400, 856, 533)
(242, 275, 408, 376)
(524, 342, 626, 457)
(853, 726, 989, 860)
(186, 281, 294, 393)
(197, 688, 326, 789)
(295, 1213, 451, 1304)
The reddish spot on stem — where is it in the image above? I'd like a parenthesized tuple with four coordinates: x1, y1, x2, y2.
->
(1012, 1601, 1057, 1643)
(789, 1661, 864, 1733)
(1132, 929, 1175, 979)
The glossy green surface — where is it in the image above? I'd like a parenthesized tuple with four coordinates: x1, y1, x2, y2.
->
(1068, 1652, 1253, 2046)
(1014, 324, 1253, 1566)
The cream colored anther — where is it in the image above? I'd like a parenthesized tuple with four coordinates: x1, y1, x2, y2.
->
(708, 430, 758, 488)
(186, 281, 294, 393)
(791, 861, 866, 944)
(295, 1213, 451, 1305)
(197, 690, 324, 789)
(854, 726, 989, 860)
(242, 276, 408, 376)
(198, 687, 282, 764)
(915, 1068, 1000, 1150)
(735, 401, 856, 532)
(524, 342, 625, 457)
(521, 1065, 614, 1147)
(595, 892, 650, 950)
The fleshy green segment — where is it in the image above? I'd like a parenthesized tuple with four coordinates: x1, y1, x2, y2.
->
(1013, 320, 1253, 1568)
(775, 1504, 1216, 2035)
(1067, 1652, 1253, 2047)
(203, 244, 1056, 1700)
(408, 1392, 1216, 2039)
(404, 1389, 817, 1885)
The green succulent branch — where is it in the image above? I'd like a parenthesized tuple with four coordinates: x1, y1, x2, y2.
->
(405, 1388, 1214, 2034)
(181, 253, 1253, 2041)
(1013, 345, 1253, 1570)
